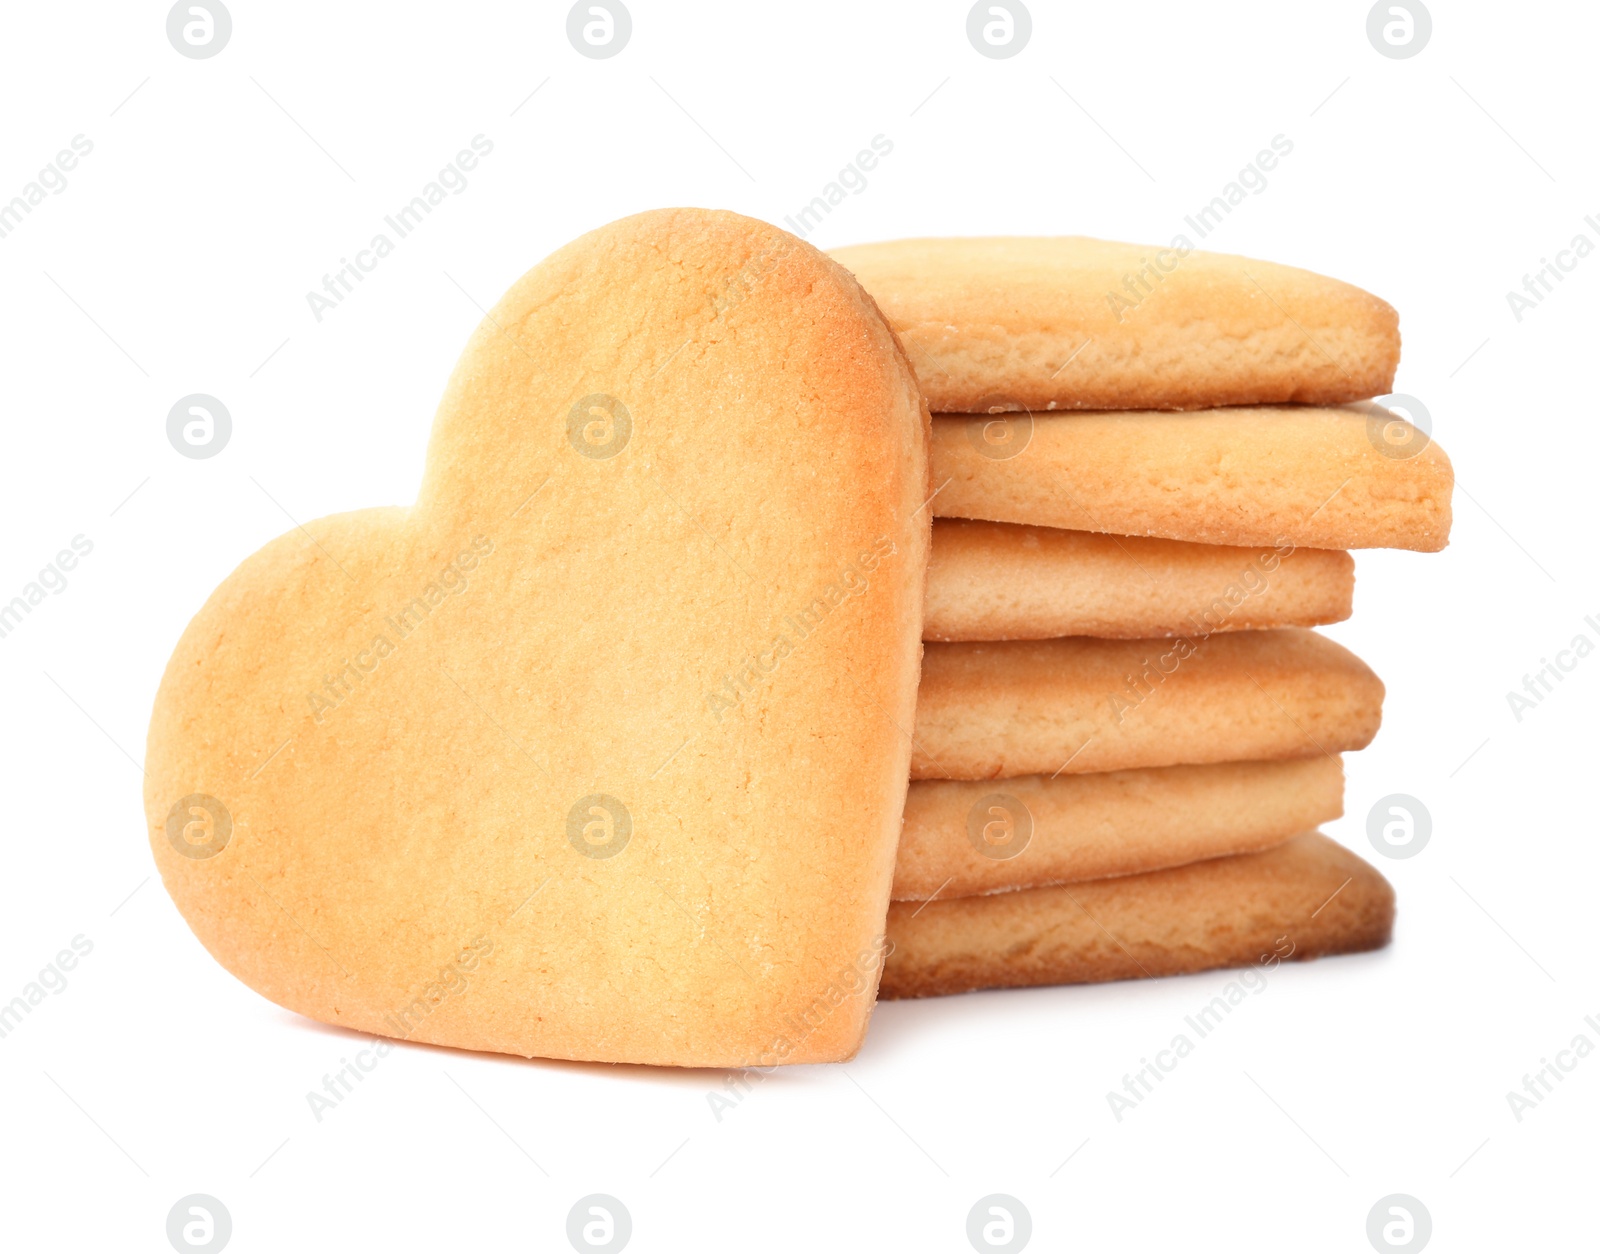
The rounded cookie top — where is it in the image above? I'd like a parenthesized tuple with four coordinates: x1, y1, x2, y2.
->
(830, 235, 1400, 412)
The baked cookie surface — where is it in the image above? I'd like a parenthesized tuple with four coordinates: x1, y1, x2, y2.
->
(882, 833, 1393, 997)
(894, 756, 1343, 900)
(145, 210, 929, 1067)
(829, 236, 1399, 412)
(930, 407, 1453, 552)
(912, 628, 1383, 780)
(925, 519, 1354, 641)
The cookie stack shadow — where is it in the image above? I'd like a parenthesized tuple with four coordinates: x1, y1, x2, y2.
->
(829, 237, 1454, 999)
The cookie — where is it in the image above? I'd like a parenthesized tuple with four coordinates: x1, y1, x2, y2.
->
(925, 518, 1353, 641)
(930, 407, 1452, 552)
(829, 236, 1398, 413)
(911, 628, 1382, 780)
(894, 756, 1343, 901)
(144, 210, 930, 1068)
(881, 832, 1393, 998)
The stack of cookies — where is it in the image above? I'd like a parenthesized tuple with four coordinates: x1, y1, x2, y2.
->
(147, 213, 1453, 1067)
(828, 237, 1453, 998)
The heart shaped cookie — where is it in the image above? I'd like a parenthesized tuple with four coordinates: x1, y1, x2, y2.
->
(145, 209, 930, 1067)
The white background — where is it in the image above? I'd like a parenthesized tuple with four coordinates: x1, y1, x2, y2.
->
(0, 1, 1594, 1250)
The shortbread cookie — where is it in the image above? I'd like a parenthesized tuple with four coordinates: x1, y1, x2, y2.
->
(829, 237, 1398, 412)
(894, 756, 1342, 900)
(145, 210, 930, 1068)
(930, 407, 1453, 552)
(881, 832, 1393, 998)
(925, 519, 1354, 641)
(912, 628, 1382, 780)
